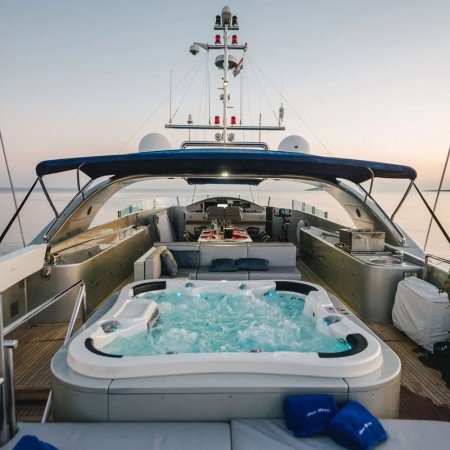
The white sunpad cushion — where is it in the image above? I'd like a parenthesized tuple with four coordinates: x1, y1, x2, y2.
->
(230, 418, 450, 450)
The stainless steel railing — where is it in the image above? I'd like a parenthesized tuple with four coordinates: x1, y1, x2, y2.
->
(0, 280, 86, 445)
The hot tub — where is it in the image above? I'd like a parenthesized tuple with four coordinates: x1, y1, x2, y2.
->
(52, 279, 401, 422)
(68, 279, 382, 379)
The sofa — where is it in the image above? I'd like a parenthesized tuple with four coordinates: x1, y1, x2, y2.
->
(134, 241, 301, 281)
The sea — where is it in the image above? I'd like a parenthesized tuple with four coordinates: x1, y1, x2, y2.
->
(1, 186, 449, 269)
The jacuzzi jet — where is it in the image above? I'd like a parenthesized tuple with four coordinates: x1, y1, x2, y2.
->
(101, 321, 121, 333)
(323, 315, 343, 326)
(166, 351, 178, 355)
(185, 282, 194, 288)
(338, 338, 347, 344)
(239, 283, 247, 290)
(250, 348, 264, 353)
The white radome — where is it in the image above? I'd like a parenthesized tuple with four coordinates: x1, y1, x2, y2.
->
(277, 135, 310, 153)
(138, 133, 172, 152)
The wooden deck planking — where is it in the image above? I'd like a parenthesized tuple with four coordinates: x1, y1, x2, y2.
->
(6, 322, 75, 389)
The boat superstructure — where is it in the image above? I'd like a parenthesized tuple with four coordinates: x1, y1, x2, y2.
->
(0, 4, 450, 447)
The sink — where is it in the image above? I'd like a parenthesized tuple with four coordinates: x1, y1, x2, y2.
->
(368, 257, 402, 265)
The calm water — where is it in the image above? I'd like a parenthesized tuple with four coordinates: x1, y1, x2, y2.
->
(101, 290, 350, 356)
(1, 186, 449, 266)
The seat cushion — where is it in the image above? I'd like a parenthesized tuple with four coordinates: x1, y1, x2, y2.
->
(230, 419, 450, 450)
(249, 267, 301, 280)
(4, 422, 231, 450)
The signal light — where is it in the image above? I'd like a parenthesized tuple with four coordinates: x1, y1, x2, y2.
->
(231, 116, 237, 125)
(214, 116, 220, 125)
(215, 35, 221, 44)
(232, 35, 238, 45)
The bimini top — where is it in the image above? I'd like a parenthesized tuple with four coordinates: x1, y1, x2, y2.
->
(36, 149, 417, 184)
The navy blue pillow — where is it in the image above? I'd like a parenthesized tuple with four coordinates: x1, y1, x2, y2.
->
(160, 249, 178, 277)
(210, 258, 237, 272)
(236, 258, 269, 271)
(284, 395, 338, 437)
(171, 250, 199, 269)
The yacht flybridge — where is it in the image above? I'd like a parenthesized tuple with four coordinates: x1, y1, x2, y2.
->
(1, 5, 450, 449)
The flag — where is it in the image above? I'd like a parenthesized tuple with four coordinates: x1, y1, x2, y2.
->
(233, 57, 244, 77)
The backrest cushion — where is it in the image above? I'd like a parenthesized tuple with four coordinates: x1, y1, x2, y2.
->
(171, 250, 200, 269)
(160, 249, 178, 277)
(210, 259, 238, 272)
(236, 258, 269, 271)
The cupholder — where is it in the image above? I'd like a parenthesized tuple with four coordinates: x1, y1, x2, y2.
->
(101, 320, 121, 333)
(323, 315, 343, 326)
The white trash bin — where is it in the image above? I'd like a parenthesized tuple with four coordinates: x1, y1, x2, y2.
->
(392, 277, 450, 351)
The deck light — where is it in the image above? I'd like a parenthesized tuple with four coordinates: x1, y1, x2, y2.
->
(215, 35, 221, 44)
(214, 115, 220, 125)
(215, 15, 221, 26)
(231, 116, 237, 125)
(232, 15, 238, 26)
(232, 35, 238, 45)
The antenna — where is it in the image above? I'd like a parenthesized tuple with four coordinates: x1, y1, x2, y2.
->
(169, 70, 172, 124)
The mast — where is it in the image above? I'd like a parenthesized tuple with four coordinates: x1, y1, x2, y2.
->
(165, 6, 284, 148)
(222, 21, 229, 143)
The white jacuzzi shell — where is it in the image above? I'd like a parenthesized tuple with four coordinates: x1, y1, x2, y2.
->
(67, 279, 383, 379)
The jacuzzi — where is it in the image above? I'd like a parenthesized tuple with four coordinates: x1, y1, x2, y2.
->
(51, 279, 401, 422)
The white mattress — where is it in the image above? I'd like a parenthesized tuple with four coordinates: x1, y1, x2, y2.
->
(3, 422, 231, 450)
(230, 418, 450, 450)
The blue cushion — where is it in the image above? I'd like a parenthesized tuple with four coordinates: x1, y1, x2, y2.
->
(236, 258, 269, 271)
(171, 250, 199, 269)
(284, 395, 338, 437)
(13, 435, 58, 450)
(327, 400, 388, 450)
(160, 249, 178, 277)
(210, 258, 237, 272)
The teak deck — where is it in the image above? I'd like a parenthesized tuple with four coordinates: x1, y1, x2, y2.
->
(5, 262, 450, 422)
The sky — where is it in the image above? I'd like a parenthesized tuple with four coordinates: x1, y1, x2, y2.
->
(1, 0, 450, 189)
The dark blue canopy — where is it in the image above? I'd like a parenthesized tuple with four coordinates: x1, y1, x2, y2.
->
(36, 149, 417, 184)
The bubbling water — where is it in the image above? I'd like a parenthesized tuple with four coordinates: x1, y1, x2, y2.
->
(101, 290, 351, 356)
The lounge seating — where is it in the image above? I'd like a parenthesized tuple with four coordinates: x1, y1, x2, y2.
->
(5, 419, 450, 449)
(224, 206, 243, 222)
(207, 206, 225, 221)
(230, 419, 450, 450)
(134, 241, 301, 281)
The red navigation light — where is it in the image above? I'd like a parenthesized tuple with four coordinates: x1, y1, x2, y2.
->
(231, 116, 237, 125)
(214, 116, 220, 125)
(215, 35, 221, 44)
(232, 35, 238, 45)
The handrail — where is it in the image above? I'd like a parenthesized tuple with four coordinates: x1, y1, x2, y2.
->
(3, 340, 17, 440)
(3, 281, 86, 336)
(41, 282, 86, 423)
(0, 281, 87, 443)
(424, 254, 450, 283)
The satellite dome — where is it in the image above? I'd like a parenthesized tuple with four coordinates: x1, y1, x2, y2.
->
(277, 135, 310, 153)
(138, 133, 172, 152)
